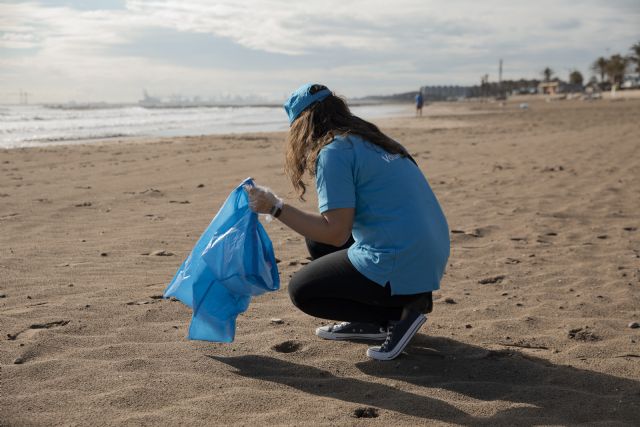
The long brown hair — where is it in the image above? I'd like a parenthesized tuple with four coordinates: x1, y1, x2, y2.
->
(285, 93, 409, 200)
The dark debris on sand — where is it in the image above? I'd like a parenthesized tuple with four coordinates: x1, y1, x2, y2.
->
(568, 327, 600, 341)
(478, 275, 506, 284)
(352, 407, 379, 418)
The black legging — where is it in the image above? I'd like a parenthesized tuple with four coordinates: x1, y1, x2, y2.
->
(288, 237, 432, 324)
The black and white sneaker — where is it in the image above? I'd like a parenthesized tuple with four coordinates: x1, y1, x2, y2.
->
(366, 311, 426, 360)
(315, 322, 387, 341)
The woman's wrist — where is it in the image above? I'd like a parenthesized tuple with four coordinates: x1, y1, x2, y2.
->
(270, 198, 284, 218)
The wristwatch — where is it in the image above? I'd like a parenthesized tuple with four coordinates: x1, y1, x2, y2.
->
(270, 199, 284, 218)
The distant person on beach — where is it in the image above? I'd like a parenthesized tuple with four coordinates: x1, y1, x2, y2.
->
(246, 83, 449, 360)
(415, 91, 424, 116)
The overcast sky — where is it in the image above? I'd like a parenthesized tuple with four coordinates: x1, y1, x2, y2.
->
(1, 0, 638, 103)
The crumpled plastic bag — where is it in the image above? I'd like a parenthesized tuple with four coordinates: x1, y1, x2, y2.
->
(164, 178, 280, 342)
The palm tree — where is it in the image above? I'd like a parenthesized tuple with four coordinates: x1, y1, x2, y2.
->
(569, 70, 584, 86)
(542, 67, 554, 82)
(630, 41, 640, 73)
(591, 57, 608, 83)
(606, 54, 630, 85)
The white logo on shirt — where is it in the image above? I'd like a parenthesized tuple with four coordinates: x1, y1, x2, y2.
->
(381, 153, 402, 163)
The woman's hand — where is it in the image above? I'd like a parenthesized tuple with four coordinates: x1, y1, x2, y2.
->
(245, 184, 281, 214)
(245, 182, 354, 247)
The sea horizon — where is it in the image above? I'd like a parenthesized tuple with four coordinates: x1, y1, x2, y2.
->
(0, 102, 411, 150)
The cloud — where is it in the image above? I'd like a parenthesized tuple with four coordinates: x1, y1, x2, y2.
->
(0, 0, 638, 102)
(546, 19, 582, 31)
(123, 0, 493, 55)
(0, 32, 39, 49)
(124, 1, 393, 55)
(122, 0, 638, 58)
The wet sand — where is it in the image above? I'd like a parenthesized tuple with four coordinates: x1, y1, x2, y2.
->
(1, 98, 639, 425)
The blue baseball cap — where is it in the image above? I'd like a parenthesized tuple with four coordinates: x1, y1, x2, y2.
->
(283, 83, 332, 125)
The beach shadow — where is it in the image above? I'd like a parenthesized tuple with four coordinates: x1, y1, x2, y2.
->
(356, 336, 640, 425)
(209, 337, 640, 424)
(208, 354, 480, 424)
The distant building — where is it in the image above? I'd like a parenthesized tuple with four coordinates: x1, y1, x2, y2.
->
(538, 81, 559, 95)
(421, 80, 540, 100)
(622, 74, 640, 89)
(538, 81, 583, 95)
(420, 78, 584, 100)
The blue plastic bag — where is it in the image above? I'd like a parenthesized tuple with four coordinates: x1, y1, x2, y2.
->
(164, 178, 280, 342)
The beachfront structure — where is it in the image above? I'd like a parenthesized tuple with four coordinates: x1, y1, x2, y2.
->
(419, 78, 585, 100)
(422, 80, 541, 100)
(622, 74, 640, 89)
(538, 81, 583, 95)
(538, 81, 560, 95)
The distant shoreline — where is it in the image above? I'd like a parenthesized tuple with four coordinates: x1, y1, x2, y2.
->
(2, 88, 639, 110)
(0, 103, 412, 150)
(0, 99, 411, 110)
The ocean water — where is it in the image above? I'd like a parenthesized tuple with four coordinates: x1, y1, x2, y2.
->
(0, 103, 409, 149)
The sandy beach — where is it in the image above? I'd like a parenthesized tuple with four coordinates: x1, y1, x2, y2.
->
(1, 98, 639, 425)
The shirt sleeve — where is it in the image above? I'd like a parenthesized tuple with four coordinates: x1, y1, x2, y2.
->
(315, 144, 356, 213)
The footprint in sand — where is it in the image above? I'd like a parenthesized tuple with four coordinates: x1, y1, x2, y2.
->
(7, 320, 70, 340)
(272, 340, 302, 353)
(568, 327, 600, 341)
(139, 188, 163, 196)
(151, 250, 173, 256)
(140, 250, 174, 256)
(30, 320, 69, 329)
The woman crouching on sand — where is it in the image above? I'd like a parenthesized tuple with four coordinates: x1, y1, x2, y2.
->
(246, 83, 450, 360)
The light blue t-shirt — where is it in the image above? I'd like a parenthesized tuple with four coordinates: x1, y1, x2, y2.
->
(315, 135, 449, 295)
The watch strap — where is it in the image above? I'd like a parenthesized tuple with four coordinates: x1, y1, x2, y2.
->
(270, 199, 284, 218)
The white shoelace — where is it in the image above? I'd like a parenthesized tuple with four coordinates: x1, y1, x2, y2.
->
(380, 324, 395, 351)
(332, 322, 350, 331)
